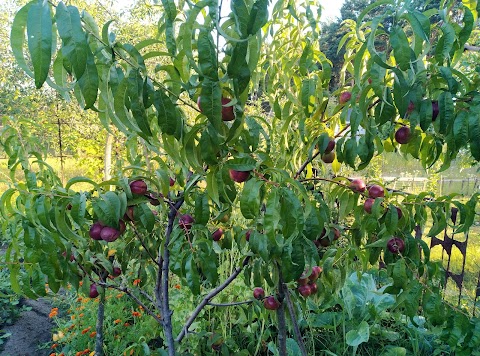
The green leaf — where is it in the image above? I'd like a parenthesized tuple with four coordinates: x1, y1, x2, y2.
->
(453, 111, 468, 151)
(392, 259, 407, 289)
(197, 29, 218, 80)
(184, 254, 200, 295)
(199, 79, 222, 131)
(194, 193, 210, 225)
(135, 203, 155, 232)
(346, 321, 370, 347)
(384, 205, 399, 234)
(437, 92, 454, 135)
(27, 1, 53, 88)
(92, 191, 121, 228)
(77, 50, 99, 109)
(56, 3, 88, 79)
(280, 188, 304, 239)
(286, 338, 302, 356)
(154, 89, 181, 136)
(11, 2, 34, 78)
(231, 0, 249, 37)
(435, 23, 455, 64)
(225, 156, 257, 171)
(240, 178, 264, 219)
(344, 137, 357, 168)
(247, 0, 268, 35)
(249, 230, 269, 262)
(468, 113, 480, 160)
(390, 26, 411, 70)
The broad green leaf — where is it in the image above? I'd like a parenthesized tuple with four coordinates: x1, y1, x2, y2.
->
(135, 203, 155, 232)
(435, 23, 455, 64)
(468, 114, 480, 160)
(77, 50, 99, 109)
(154, 89, 181, 136)
(199, 79, 222, 131)
(247, 0, 268, 35)
(92, 191, 121, 228)
(56, 3, 88, 79)
(184, 254, 200, 295)
(249, 230, 269, 262)
(225, 156, 257, 171)
(27, 1, 53, 88)
(240, 178, 264, 219)
(346, 321, 370, 347)
(453, 111, 468, 151)
(194, 193, 210, 225)
(231, 0, 249, 37)
(197, 29, 218, 80)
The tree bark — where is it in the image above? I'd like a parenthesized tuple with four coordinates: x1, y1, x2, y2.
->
(94, 288, 105, 356)
(104, 131, 113, 181)
(277, 268, 287, 356)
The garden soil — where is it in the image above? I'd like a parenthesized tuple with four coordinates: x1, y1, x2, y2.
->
(1, 298, 53, 356)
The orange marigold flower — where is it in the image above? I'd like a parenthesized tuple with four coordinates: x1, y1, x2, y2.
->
(124, 322, 131, 327)
(116, 293, 124, 298)
(81, 327, 91, 334)
(76, 352, 82, 356)
(114, 319, 122, 324)
(77, 297, 83, 302)
(79, 313, 84, 318)
(51, 343, 58, 349)
(133, 279, 141, 286)
(71, 315, 76, 320)
(174, 284, 181, 289)
(130, 350, 134, 356)
(132, 311, 141, 317)
(79, 281, 83, 286)
(49, 308, 59, 318)
(82, 349, 90, 355)
(138, 306, 144, 310)
(89, 331, 96, 338)
(59, 354, 65, 356)
(49, 353, 56, 356)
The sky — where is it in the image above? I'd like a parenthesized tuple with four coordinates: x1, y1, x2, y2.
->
(319, 0, 345, 22)
(114, 0, 345, 22)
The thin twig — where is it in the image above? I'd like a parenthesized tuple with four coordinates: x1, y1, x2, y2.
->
(207, 300, 253, 307)
(175, 256, 251, 343)
(130, 223, 160, 267)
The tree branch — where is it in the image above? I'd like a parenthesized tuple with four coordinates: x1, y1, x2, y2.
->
(175, 256, 251, 343)
(207, 300, 253, 307)
(282, 283, 307, 356)
(464, 44, 480, 52)
(159, 197, 185, 356)
(276, 269, 287, 356)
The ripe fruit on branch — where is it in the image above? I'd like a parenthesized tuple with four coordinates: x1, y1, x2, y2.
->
(245, 230, 251, 241)
(89, 283, 99, 298)
(333, 228, 341, 241)
(364, 198, 375, 214)
(324, 139, 336, 154)
(112, 267, 121, 277)
(321, 151, 335, 163)
(179, 214, 194, 231)
(119, 220, 126, 234)
(263, 295, 280, 310)
(310, 266, 323, 281)
(387, 237, 405, 254)
(396, 206, 403, 220)
(89, 222, 104, 240)
(221, 97, 235, 121)
(407, 101, 415, 114)
(100, 226, 121, 242)
(229, 169, 251, 183)
(298, 284, 312, 297)
(212, 228, 224, 241)
(339, 91, 352, 104)
(124, 206, 135, 221)
(130, 179, 148, 195)
(368, 185, 385, 198)
(169, 177, 175, 187)
(349, 178, 366, 193)
(432, 100, 439, 121)
(297, 274, 309, 286)
(253, 287, 265, 300)
(197, 96, 236, 121)
(395, 126, 411, 144)
(309, 282, 318, 294)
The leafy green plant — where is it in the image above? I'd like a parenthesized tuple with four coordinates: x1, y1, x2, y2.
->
(2, 0, 480, 355)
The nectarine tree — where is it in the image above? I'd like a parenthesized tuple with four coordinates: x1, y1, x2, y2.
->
(2, 0, 480, 355)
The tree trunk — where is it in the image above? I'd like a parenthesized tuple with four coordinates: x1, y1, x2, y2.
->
(94, 289, 106, 356)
